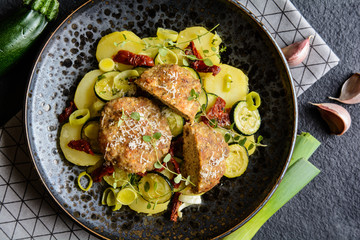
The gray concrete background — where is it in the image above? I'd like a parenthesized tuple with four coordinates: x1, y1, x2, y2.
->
(0, 0, 359, 239)
(257, 0, 360, 239)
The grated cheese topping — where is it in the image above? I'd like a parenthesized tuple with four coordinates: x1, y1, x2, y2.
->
(101, 100, 172, 168)
(199, 142, 228, 180)
(156, 69, 179, 100)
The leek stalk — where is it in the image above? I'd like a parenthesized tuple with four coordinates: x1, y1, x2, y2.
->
(289, 132, 321, 167)
(224, 132, 321, 240)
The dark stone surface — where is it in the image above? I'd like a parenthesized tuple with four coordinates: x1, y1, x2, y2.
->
(256, 1, 360, 240)
(0, 0, 359, 239)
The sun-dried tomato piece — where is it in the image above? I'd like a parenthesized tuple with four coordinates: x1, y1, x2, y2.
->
(201, 96, 231, 127)
(68, 139, 94, 155)
(91, 165, 115, 182)
(185, 41, 221, 76)
(185, 41, 202, 59)
(192, 60, 221, 76)
(113, 50, 154, 67)
(170, 192, 182, 222)
(58, 101, 77, 123)
(170, 157, 180, 174)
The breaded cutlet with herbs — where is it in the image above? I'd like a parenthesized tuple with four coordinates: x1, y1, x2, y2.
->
(135, 64, 202, 122)
(98, 97, 172, 173)
(182, 122, 229, 194)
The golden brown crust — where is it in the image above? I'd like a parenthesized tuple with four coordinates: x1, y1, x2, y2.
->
(135, 64, 202, 121)
(182, 122, 229, 194)
(98, 97, 171, 173)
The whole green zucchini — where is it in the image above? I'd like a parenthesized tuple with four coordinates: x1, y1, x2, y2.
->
(0, 0, 59, 76)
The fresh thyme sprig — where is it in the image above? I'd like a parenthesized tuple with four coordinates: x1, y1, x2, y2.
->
(188, 89, 267, 148)
(117, 110, 142, 127)
(142, 133, 195, 187)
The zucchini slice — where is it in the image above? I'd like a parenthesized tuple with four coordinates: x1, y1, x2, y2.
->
(206, 92, 218, 112)
(198, 88, 208, 112)
(183, 66, 201, 82)
(138, 172, 173, 204)
(161, 107, 184, 137)
(154, 49, 178, 65)
(230, 101, 261, 136)
(224, 144, 249, 178)
(103, 166, 129, 189)
(129, 194, 170, 215)
(94, 70, 137, 101)
(81, 118, 101, 154)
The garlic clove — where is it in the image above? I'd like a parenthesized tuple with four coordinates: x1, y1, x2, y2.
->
(310, 102, 351, 135)
(329, 73, 360, 104)
(281, 36, 313, 67)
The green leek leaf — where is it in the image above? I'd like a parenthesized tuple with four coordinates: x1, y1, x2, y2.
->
(224, 132, 321, 240)
(225, 159, 320, 240)
(290, 132, 320, 167)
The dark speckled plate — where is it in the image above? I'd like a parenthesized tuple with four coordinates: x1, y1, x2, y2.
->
(25, 0, 297, 239)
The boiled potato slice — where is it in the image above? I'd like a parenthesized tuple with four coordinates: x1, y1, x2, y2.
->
(129, 195, 169, 215)
(60, 123, 102, 166)
(74, 69, 103, 117)
(177, 26, 221, 65)
(203, 64, 249, 108)
(157, 28, 178, 41)
(96, 31, 146, 71)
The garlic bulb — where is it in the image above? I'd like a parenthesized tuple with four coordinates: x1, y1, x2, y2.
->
(282, 36, 313, 67)
(329, 73, 360, 104)
(310, 103, 351, 135)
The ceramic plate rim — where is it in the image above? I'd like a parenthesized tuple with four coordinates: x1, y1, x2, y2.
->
(24, 0, 298, 239)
